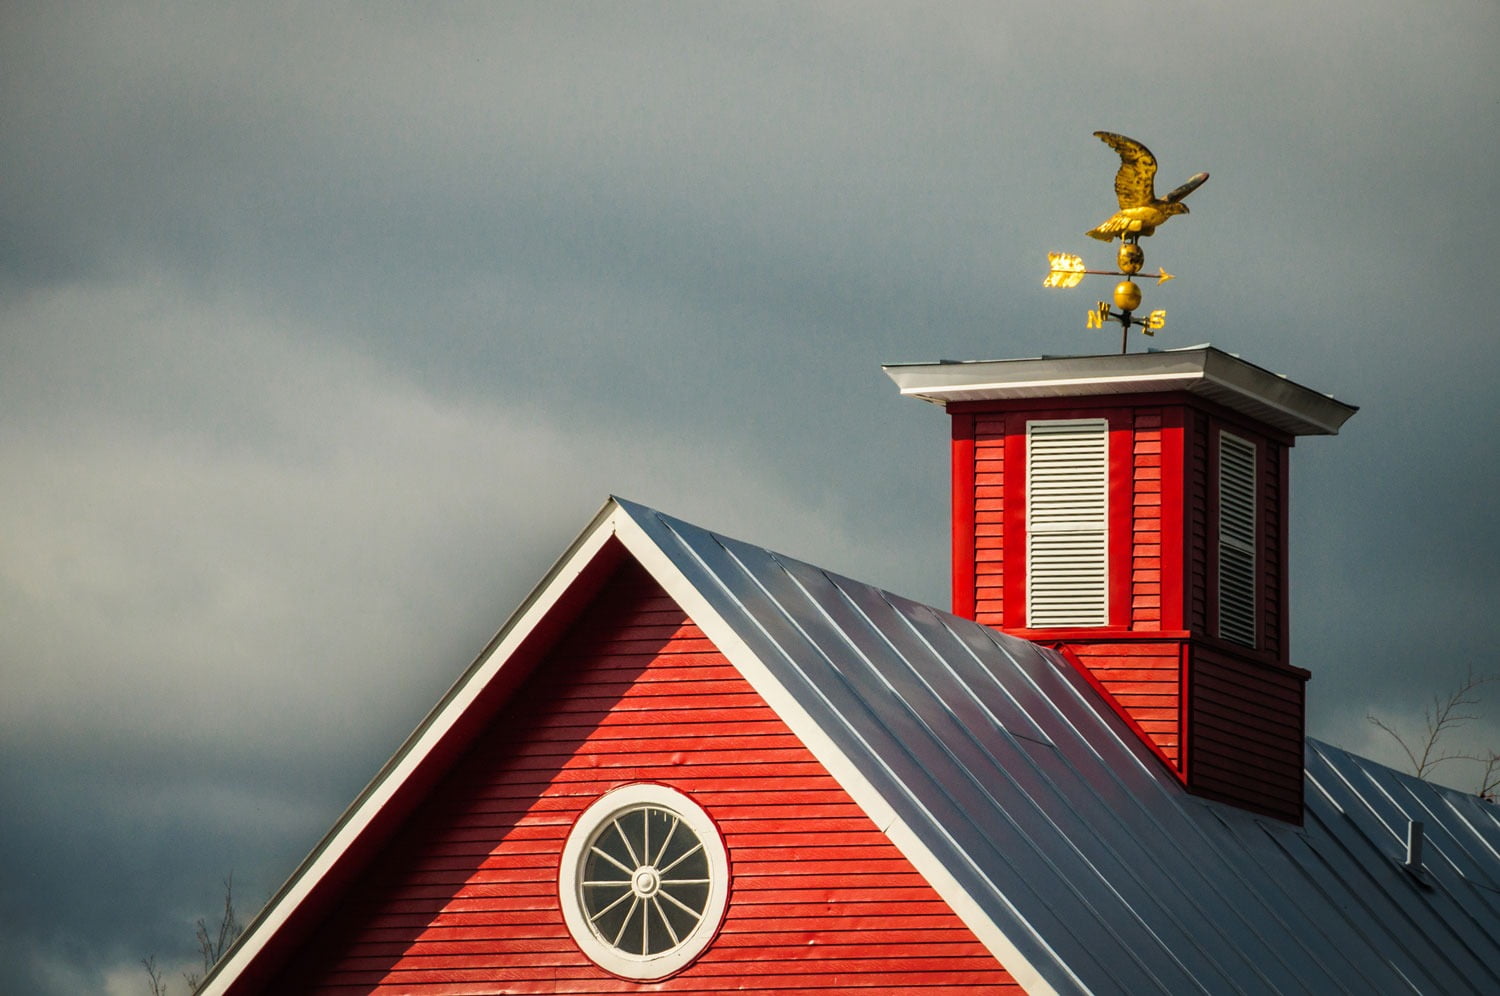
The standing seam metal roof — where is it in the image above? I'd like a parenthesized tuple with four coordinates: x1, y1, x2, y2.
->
(616, 498, 1500, 995)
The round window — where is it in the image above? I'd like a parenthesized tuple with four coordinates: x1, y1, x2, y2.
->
(559, 784, 728, 979)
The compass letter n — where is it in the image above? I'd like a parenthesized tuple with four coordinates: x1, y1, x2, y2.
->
(1086, 302, 1108, 329)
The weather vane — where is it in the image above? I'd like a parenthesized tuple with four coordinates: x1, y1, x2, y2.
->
(1043, 132, 1208, 352)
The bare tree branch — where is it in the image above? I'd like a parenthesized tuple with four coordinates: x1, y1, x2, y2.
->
(1367, 666, 1499, 796)
(148, 873, 245, 994)
(142, 954, 168, 996)
(1480, 752, 1500, 802)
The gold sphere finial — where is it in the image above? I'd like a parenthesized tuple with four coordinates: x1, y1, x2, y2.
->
(1117, 243, 1144, 274)
(1113, 280, 1142, 312)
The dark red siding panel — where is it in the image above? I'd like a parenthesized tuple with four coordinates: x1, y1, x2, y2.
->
(1185, 410, 1210, 635)
(1276, 442, 1291, 664)
(1257, 438, 1288, 664)
(1186, 647, 1306, 824)
(272, 562, 1021, 994)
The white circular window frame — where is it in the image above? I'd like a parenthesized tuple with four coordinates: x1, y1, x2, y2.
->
(559, 784, 729, 980)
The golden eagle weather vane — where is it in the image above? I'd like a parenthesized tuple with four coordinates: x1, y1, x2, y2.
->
(1044, 132, 1209, 352)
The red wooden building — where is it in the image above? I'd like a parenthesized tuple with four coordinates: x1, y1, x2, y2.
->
(202, 347, 1500, 995)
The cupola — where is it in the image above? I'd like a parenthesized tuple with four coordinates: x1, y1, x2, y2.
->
(886, 345, 1356, 822)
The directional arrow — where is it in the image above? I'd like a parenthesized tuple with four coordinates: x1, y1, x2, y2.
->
(1044, 251, 1174, 287)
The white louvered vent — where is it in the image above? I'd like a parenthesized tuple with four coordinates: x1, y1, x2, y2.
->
(1027, 419, 1108, 627)
(1218, 432, 1257, 647)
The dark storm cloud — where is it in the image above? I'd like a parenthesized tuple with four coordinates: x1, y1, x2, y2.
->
(2, 3, 1497, 992)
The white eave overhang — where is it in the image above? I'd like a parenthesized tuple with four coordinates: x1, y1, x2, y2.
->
(883, 345, 1358, 436)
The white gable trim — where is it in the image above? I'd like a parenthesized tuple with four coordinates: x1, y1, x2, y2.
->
(201, 499, 1063, 995)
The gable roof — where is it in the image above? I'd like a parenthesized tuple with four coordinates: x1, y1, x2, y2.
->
(203, 498, 1500, 995)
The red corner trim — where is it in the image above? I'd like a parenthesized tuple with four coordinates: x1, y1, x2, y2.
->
(1277, 442, 1291, 666)
(1107, 416, 1133, 629)
(951, 413, 976, 619)
(1178, 641, 1192, 785)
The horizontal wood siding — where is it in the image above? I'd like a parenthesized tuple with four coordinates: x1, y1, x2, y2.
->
(274, 562, 1020, 994)
(1186, 411, 1210, 634)
(1187, 647, 1305, 823)
(1258, 439, 1286, 662)
(973, 414, 1007, 628)
(1131, 409, 1164, 631)
(1068, 642, 1181, 766)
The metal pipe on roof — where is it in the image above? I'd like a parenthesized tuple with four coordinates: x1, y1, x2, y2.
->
(1405, 820, 1425, 872)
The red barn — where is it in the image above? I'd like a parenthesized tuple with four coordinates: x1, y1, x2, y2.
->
(202, 348, 1500, 995)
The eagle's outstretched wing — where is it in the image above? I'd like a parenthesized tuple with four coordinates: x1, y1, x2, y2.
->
(1094, 131, 1157, 209)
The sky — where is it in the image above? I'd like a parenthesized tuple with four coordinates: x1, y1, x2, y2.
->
(2, 2, 1497, 992)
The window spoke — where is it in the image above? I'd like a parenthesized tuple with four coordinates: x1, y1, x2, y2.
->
(611, 895, 641, 947)
(639, 892, 650, 955)
(612, 817, 642, 867)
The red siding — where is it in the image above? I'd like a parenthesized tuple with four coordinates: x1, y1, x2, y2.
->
(972, 413, 1006, 626)
(1130, 409, 1164, 631)
(1068, 642, 1181, 765)
(272, 562, 1020, 994)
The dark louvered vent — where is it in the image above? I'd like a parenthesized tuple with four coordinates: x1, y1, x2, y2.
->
(1218, 432, 1257, 647)
(1027, 419, 1108, 627)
